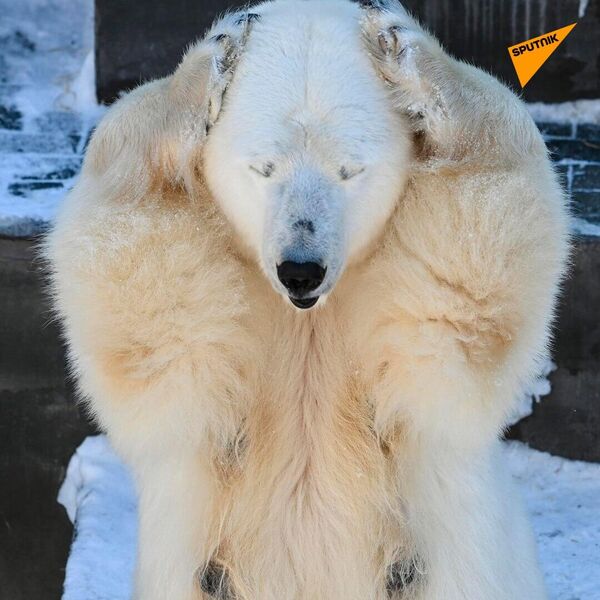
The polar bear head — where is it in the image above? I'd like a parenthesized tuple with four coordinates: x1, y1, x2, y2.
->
(204, 0, 410, 309)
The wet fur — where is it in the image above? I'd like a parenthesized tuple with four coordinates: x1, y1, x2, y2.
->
(45, 1, 569, 598)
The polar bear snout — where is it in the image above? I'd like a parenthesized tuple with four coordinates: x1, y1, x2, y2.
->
(277, 261, 326, 308)
(277, 261, 326, 294)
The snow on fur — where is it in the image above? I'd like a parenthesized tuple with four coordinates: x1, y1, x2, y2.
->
(507, 359, 555, 426)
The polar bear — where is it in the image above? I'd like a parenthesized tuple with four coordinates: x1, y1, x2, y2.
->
(46, 0, 569, 598)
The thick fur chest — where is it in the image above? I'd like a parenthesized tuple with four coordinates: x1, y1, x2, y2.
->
(207, 306, 405, 599)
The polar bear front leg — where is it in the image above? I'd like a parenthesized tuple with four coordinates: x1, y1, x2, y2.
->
(364, 309, 549, 599)
(389, 441, 547, 600)
(46, 11, 263, 600)
(133, 454, 221, 600)
(360, 5, 567, 599)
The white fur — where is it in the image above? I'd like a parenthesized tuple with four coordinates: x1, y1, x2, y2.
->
(45, 1, 570, 598)
(203, 0, 409, 298)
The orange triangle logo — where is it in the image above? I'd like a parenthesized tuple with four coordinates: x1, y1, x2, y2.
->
(508, 23, 577, 87)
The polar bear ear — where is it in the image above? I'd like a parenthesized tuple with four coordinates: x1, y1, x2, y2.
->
(83, 11, 257, 197)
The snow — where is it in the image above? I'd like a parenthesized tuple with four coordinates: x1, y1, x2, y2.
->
(506, 442, 600, 600)
(0, 0, 101, 125)
(59, 435, 600, 600)
(526, 99, 600, 125)
(58, 436, 137, 600)
(0, 151, 77, 232)
(0, 0, 103, 236)
(508, 358, 555, 426)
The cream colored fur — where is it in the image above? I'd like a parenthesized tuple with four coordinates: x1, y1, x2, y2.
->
(45, 1, 570, 598)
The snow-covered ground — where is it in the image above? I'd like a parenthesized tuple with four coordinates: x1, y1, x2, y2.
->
(507, 443, 600, 600)
(58, 437, 137, 600)
(59, 436, 600, 600)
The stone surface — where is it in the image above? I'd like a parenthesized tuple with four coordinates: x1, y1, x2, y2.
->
(546, 139, 600, 162)
(95, 0, 249, 103)
(572, 164, 600, 191)
(507, 367, 600, 462)
(536, 122, 600, 228)
(572, 192, 600, 220)
(0, 387, 94, 600)
(536, 121, 574, 138)
(0, 238, 65, 391)
(95, 0, 600, 104)
(578, 123, 600, 142)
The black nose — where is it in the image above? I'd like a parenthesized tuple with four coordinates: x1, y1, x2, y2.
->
(277, 261, 326, 295)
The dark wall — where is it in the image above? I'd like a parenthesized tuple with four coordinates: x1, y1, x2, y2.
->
(96, 0, 248, 103)
(507, 238, 600, 463)
(0, 237, 96, 600)
(403, 0, 599, 102)
(96, 0, 600, 104)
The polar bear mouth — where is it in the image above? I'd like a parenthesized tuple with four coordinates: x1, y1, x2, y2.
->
(289, 296, 320, 309)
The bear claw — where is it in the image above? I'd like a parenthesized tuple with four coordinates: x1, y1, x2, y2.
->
(386, 560, 417, 595)
(199, 561, 232, 599)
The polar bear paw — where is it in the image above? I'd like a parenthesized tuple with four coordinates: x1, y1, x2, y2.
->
(361, 3, 447, 130)
(204, 11, 260, 126)
(361, 4, 425, 82)
(207, 11, 260, 76)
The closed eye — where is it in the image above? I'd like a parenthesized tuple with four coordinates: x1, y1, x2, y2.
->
(249, 162, 275, 178)
(339, 165, 365, 181)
